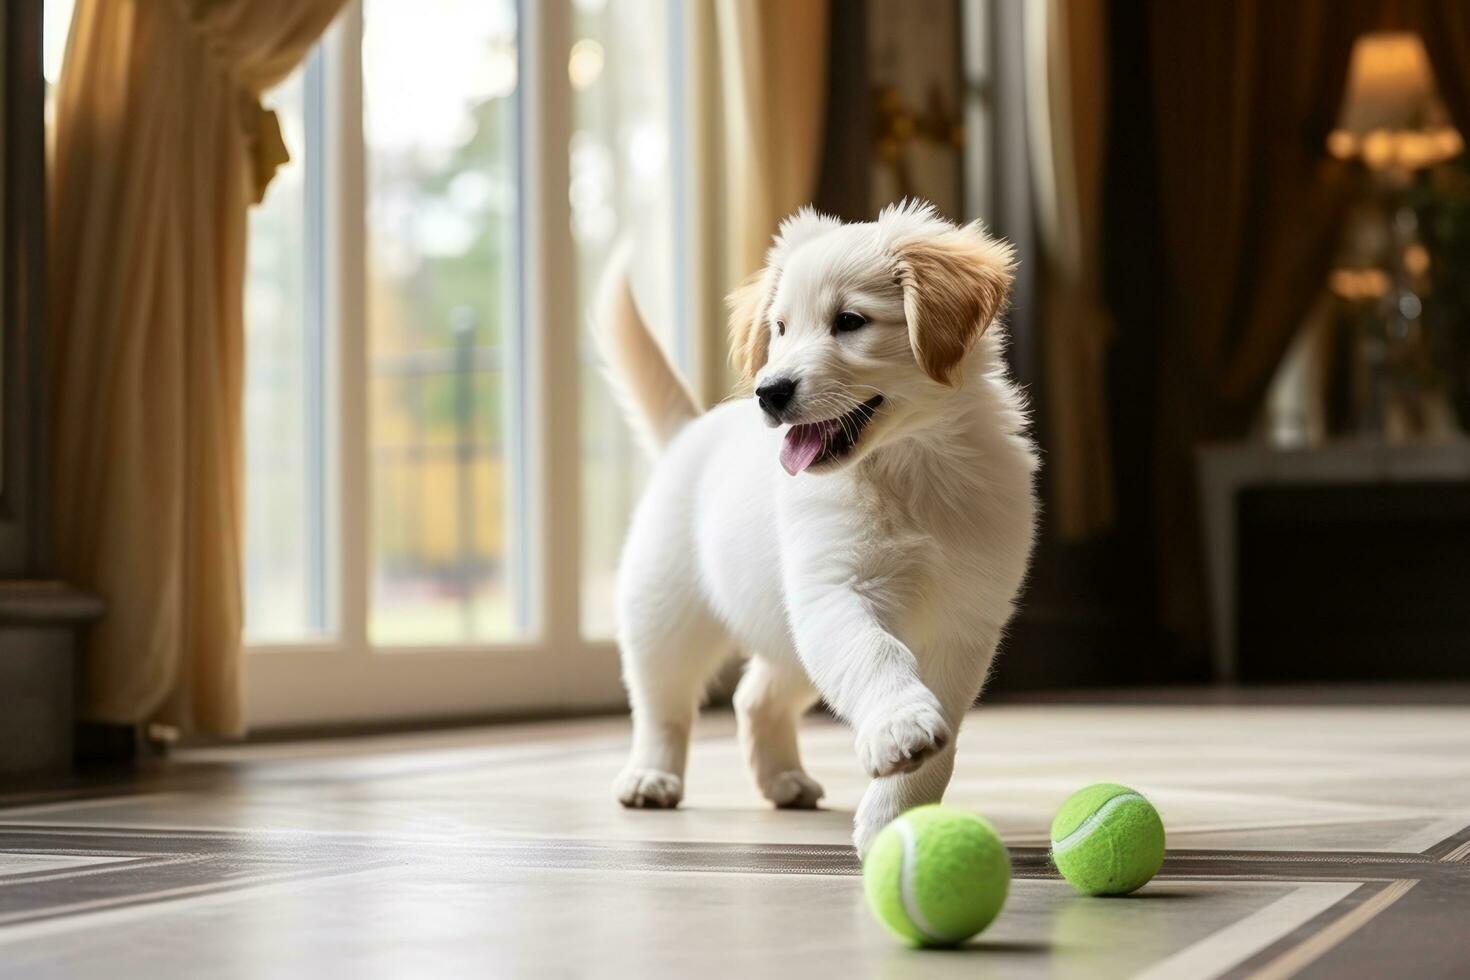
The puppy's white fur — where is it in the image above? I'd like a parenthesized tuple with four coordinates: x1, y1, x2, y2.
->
(596, 202, 1037, 854)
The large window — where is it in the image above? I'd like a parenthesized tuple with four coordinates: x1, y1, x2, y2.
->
(571, 0, 689, 638)
(238, 0, 694, 724)
(362, 0, 523, 644)
(44, 0, 693, 722)
(244, 62, 331, 642)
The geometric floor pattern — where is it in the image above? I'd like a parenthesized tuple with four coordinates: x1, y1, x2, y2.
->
(1, 700, 1467, 977)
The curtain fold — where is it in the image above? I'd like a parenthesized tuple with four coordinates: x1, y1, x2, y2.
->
(714, 0, 830, 389)
(1149, 0, 1379, 640)
(1027, 0, 1115, 540)
(49, 0, 346, 736)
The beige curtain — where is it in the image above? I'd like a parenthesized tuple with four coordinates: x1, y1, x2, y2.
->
(714, 0, 830, 390)
(1026, 0, 1115, 539)
(49, 0, 347, 737)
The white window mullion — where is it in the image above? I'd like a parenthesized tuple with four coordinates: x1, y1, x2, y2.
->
(520, 0, 580, 654)
(301, 45, 335, 637)
(328, 1, 370, 656)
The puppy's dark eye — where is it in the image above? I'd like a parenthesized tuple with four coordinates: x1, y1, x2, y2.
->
(834, 311, 866, 333)
(775, 320, 786, 337)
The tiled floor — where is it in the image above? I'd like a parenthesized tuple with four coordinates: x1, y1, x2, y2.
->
(2, 698, 1469, 978)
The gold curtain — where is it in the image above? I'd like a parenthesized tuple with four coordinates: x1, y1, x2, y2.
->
(714, 0, 830, 389)
(49, 0, 347, 737)
(1027, 0, 1115, 540)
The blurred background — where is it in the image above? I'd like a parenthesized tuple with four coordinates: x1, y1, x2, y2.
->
(7, 0, 1470, 765)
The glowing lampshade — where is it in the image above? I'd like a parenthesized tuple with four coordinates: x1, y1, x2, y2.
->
(1328, 32, 1463, 171)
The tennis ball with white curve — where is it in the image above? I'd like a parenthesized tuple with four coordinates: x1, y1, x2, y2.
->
(862, 804, 1011, 947)
(1050, 783, 1166, 896)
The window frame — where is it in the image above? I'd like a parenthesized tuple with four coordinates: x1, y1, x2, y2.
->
(243, 0, 688, 728)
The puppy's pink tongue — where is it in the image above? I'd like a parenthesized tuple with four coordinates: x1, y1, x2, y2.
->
(780, 422, 831, 476)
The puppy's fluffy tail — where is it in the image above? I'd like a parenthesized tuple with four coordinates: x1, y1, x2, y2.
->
(592, 243, 700, 455)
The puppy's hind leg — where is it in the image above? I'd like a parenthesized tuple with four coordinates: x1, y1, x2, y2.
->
(614, 596, 728, 810)
(735, 657, 824, 809)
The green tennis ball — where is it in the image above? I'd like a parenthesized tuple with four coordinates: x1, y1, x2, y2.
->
(1050, 783, 1165, 896)
(863, 804, 1011, 947)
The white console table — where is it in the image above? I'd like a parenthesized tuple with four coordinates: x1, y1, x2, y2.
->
(1196, 440, 1470, 681)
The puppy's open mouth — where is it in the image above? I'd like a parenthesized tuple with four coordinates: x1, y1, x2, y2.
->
(779, 396, 884, 476)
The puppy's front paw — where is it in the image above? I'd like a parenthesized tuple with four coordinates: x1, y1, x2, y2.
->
(613, 768, 683, 809)
(854, 699, 951, 778)
(762, 770, 825, 810)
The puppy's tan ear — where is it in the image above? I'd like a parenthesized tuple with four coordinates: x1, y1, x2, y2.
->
(894, 224, 1015, 385)
(726, 266, 776, 387)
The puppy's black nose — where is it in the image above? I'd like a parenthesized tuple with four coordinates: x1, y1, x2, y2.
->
(756, 377, 797, 416)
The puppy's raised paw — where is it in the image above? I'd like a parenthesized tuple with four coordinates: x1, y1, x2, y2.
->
(763, 770, 825, 810)
(613, 768, 683, 809)
(854, 699, 951, 778)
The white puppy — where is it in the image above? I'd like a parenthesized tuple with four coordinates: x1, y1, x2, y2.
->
(596, 201, 1037, 854)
